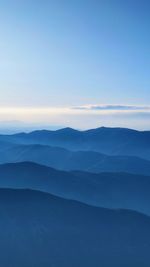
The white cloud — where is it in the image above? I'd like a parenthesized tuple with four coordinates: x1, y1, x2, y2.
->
(72, 104, 150, 111)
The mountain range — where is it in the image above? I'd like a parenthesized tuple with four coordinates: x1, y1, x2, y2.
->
(0, 127, 150, 176)
(0, 126, 150, 266)
(1, 126, 150, 159)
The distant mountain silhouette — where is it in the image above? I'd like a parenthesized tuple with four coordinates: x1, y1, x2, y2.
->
(0, 188, 150, 267)
(0, 143, 150, 176)
(0, 126, 150, 159)
(0, 161, 150, 215)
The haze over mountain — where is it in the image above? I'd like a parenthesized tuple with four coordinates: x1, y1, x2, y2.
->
(0, 142, 150, 176)
(0, 188, 150, 267)
(0, 161, 150, 216)
(1, 127, 150, 160)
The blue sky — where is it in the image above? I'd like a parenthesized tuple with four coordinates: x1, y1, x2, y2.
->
(0, 0, 150, 130)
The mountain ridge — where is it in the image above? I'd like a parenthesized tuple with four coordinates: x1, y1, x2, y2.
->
(0, 188, 150, 266)
(0, 126, 150, 159)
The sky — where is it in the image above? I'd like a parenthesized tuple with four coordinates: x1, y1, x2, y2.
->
(0, 0, 150, 131)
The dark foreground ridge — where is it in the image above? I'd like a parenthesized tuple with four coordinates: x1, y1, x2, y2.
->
(0, 188, 150, 267)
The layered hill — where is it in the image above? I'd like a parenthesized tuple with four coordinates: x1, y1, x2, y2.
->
(0, 161, 150, 215)
(0, 142, 150, 176)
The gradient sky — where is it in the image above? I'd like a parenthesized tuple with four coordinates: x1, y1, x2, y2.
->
(0, 0, 150, 130)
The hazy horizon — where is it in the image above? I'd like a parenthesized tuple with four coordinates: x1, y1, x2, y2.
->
(0, 120, 150, 135)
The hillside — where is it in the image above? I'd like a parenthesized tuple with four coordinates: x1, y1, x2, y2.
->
(0, 188, 150, 267)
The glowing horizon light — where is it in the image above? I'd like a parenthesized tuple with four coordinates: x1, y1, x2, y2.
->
(0, 104, 150, 115)
(0, 105, 149, 131)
